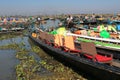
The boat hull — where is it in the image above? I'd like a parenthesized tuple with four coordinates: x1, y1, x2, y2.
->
(29, 34, 120, 80)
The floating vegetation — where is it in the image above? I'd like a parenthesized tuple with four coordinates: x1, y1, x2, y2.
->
(0, 33, 22, 40)
(16, 54, 41, 80)
(22, 29, 29, 36)
(16, 49, 29, 60)
(30, 45, 86, 80)
(0, 43, 20, 50)
(0, 41, 27, 50)
(0, 34, 86, 80)
(31, 45, 41, 53)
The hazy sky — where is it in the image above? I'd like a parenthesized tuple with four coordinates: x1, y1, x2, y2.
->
(0, 0, 120, 16)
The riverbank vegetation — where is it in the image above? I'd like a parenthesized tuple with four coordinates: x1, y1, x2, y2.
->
(0, 35, 86, 80)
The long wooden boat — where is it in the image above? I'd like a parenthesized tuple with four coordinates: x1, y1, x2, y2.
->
(0, 27, 24, 31)
(67, 32, 120, 59)
(0, 27, 25, 34)
(29, 30, 120, 80)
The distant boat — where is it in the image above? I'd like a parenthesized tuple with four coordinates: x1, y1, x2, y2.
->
(0, 27, 25, 34)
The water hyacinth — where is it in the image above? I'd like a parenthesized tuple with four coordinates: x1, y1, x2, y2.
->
(16, 52, 42, 80)
(16, 50, 29, 60)
(0, 32, 86, 80)
(31, 45, 41, 53)
(0, 33, 22, 40)
(0, 43, 20, 49)
(30, 45, 85, 80)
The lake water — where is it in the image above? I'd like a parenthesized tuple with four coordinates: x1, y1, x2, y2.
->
(0, 50, 18, 80)
(0, 19, 60, 80)
(0, 37, 42, 80)
(42, 19, 60, 28)
(0, 20, 91, 80)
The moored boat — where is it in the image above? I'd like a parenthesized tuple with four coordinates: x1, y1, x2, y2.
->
(0, 27, 25, 34)
(29, 29, 120, 80)
(67, 32, 120, 59)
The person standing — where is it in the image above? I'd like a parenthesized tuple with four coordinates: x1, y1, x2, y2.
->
(36, 17, 41, 27)
(66, 15, 73, 28)
(67, 15, 73, 23)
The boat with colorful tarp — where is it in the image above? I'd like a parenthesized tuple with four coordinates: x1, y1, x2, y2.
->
(67, 32, 120, 59)
(29, 28, 120, 80)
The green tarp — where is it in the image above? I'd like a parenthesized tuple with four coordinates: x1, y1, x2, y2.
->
(49, 30, 57, 35)
(100, 30, 110, 38)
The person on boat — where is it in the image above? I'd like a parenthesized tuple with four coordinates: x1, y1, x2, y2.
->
(37, 17, 41, 21)
(83, 25, 89, 29)
(69, 23, 78, 33)
(66, 15, 73, 28)
(67, 15, 73, 23)
(107, 24, 117, 33)
(97, 23, 105, 32)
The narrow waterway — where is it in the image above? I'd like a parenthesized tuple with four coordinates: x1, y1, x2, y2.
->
(0, 20, 90, 80)
(0, 20, 60, 80)
(0, 36, 37, 80)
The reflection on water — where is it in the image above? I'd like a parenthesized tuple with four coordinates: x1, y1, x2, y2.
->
(0, 50, 18, 80)
(0, 37, 31, 50)
(43, 19, 60, 28)
(29, 19, 60, 32)
(29, 52, 41, 61)
(0, 37, 42, 80)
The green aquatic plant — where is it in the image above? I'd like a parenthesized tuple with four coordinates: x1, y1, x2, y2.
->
(16, 50, 29, 60)
(31, 46, 41, 53)
(0, 41, 29, 50)
(16, 54, 42, 80)
(0, 33, 21, 40)
(0, 43, 20, 49)
(31, 44, 84, 79)
(18, 40, 86, 80)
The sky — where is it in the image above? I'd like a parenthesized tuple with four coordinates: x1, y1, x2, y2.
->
(0, 0, 120, 16)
